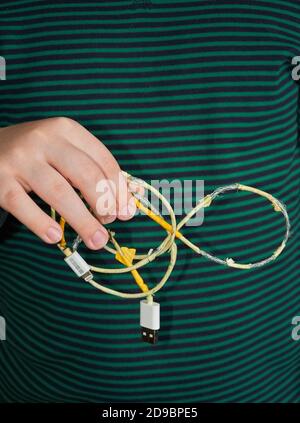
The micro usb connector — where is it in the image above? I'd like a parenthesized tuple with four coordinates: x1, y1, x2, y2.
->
(140, 299, 160, 344)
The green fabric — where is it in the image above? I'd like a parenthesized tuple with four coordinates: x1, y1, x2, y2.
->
(0, 0, 300, 402)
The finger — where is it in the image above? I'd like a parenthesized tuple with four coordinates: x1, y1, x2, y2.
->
(46, 143, 117, 224)
(28, 164, 109, 250)
(66, 122, 136, 221)
(0, 182, 63, 244)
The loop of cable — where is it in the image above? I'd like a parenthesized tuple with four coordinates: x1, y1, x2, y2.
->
(51, 171, 290, 301)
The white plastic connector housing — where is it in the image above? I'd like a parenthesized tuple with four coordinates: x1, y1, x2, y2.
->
(140, 300, 160, 330)
(64, 251, 91, 278)
(140, 300, 160, 343)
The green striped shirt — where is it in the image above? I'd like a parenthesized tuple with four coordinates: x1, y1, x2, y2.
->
(1, 0, 300, 402)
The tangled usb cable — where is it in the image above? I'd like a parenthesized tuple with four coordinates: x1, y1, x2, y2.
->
(51, 171, 290, 344)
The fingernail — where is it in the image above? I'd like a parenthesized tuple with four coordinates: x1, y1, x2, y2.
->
(102, 214, 117, 225)
(46, 227, 62, 243)
(91, 229, 108, 249)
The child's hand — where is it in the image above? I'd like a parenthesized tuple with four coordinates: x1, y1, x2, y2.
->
(0, 117, 137, 249)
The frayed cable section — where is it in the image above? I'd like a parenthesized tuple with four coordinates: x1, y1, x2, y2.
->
(52, 173, 290, 301)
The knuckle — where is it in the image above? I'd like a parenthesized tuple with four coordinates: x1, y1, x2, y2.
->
(72, 156, 100, 188)
(27, 126, 47, 140)
(50, 180, 67, 200)
(23, 122, 49, 144)
(2, 187, 22, 210)
(76, 218, 95, 237)
(7, 143, 27, 165)
(14, 128, 48, 162)
(80, 167, 99, 187)
(0, 161, 12, 178)
(27, 133, 47, 160)
(52, 116, 76, 129)
(99, 153, 121, 179)
(109, 165, 123, 182)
